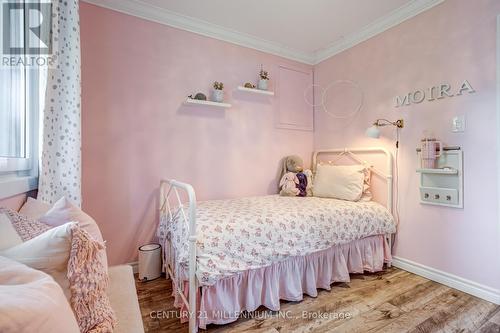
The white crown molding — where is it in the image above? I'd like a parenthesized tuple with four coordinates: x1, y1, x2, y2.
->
(314, 0, 445, 64)
(81, 0, 316, 65)
(393, 256, 500, 305)
(82, 0, 444, 65)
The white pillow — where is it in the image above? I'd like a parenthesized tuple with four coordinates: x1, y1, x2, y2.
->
(313, 164, 365, 201)
(0, 256, 80, 333)
(0, 213, 22, 250)
(19, 197, 52, 220)
(39, 197, 108, 269)
(0, 222, 76, 300)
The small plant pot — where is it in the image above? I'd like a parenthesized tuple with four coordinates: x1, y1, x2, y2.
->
(258, 79, 268, 90)
(212, 89, 224, 103)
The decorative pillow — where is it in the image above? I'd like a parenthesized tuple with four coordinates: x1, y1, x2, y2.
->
(0, 256, 80, 333)
(359, 167, 373, 202)
(313, 164, 365, 201)
(0, 222, 116, 333)
(19, 197, 52, 220)
(0, 222, 76, 299)
(0, 211, 22, 250)
(0, 208, 52, 251)
(39, 197, 108, 269)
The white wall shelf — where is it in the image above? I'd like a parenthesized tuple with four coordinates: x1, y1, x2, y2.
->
(416, 168, 458, 175)
(416, 147, 463, 208)
(184, 98, 231, 108)
(237, 86, 275, 96)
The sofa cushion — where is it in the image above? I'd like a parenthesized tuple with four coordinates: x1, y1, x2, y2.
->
(0, 222, 77, 300)
(108, 265, 145, 333)
(19, 197, 52, 220)
(0, 256, 80, 333)
(39, 197, 108, 270)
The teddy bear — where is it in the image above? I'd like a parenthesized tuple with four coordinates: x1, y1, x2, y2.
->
(279, 155, 313, 197)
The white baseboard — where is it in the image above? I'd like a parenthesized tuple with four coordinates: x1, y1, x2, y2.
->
(127, 261, 138, 274)
(392, 256, 500, 305)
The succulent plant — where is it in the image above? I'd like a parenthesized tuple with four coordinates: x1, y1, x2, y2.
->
(259, 64, 269, 80)
(213, 81, 224, 90)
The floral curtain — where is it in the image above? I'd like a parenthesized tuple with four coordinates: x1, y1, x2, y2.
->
(38, 0, 81, 206)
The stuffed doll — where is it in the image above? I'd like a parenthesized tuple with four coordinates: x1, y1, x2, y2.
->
(279, 155, 313, 197)
(303, 169, 313, 197)
(279, 172, 300, 196)
(296, 172, 307, 197)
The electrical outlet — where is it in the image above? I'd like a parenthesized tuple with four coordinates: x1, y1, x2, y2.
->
(452, 115, 465, 132)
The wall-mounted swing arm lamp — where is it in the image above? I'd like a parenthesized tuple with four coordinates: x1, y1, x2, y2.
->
(365, 118, 404, 228)
(365, 119, 404, 139)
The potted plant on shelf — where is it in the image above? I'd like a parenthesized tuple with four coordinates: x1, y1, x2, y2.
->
(212, 81, 224, 102)
(258, 65, 269, 90)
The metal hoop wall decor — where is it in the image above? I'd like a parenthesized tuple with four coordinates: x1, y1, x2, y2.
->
(318, 80, 364, 119)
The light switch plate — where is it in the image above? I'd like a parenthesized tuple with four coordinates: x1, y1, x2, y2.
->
(452, 115, 466, 132)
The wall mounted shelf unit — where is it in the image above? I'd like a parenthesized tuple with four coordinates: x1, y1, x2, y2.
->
(416, 146, 463, 208)
(183, 98, 231, 108)
(237, 86, 275, 96)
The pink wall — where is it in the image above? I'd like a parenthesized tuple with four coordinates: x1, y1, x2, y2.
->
(80, 3, 314, 265)
(314, 0, 500, 289)
(80, 0, 500, 290)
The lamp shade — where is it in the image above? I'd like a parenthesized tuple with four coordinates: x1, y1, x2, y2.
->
(365, 125, 381, 139)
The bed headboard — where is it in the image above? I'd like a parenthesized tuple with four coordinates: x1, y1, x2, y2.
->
(312, 147, 394, 214)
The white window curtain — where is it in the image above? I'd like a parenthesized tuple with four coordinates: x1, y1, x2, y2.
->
(38, 0, 81, 206)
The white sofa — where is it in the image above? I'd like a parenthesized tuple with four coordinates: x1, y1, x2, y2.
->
(3, 198, 145, 333)
(108, 265, 145, 333)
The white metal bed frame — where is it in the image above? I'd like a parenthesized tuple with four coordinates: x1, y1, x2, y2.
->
(160, 147, 394, 333)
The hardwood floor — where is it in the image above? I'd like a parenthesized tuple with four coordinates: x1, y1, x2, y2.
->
(135, 268, 500, 333)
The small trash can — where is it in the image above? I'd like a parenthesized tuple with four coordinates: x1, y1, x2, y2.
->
(138, 243, 162, 282)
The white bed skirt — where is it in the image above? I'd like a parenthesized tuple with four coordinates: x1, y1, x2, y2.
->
(173, 234, 391, 329)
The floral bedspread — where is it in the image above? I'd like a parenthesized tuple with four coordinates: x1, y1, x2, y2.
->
(158, 195, 395, 286)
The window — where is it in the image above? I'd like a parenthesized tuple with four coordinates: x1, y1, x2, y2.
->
(0, 4, 42, 198)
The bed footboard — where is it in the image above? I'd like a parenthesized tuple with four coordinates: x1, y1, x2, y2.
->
(160, 179, 198, 333)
